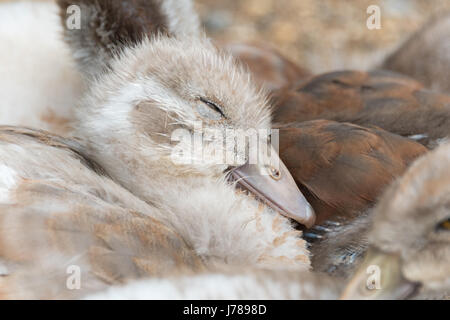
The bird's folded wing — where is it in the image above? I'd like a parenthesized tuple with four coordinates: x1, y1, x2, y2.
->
(0, 178, 204, 299)
(278, 120, 427, 223)
(271, 70, 450, 147)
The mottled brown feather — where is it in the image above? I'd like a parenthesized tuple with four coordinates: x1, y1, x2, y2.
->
(0, 179, 204, 299)
(0, 128, 205, 299)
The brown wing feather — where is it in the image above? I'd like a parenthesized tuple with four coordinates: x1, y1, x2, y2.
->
(279, 120, 427, 224)
(271, 70, 423, 124)
(272, 70, 450, 148)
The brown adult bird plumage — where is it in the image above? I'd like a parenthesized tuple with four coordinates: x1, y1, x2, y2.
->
(223, 38, 439, 276)
(268, 72, 431, 275)
(278, 120, 428, 226)
(271, 70, 450, 148)
(223, 39, 442, 278)
(277, 120, 426, 276)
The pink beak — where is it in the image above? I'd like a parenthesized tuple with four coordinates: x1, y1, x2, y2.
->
(229, 146, 315, 228)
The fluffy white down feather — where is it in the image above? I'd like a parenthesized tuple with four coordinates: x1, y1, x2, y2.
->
(0, 1, 83, 134)
(86, 270, 339, 300)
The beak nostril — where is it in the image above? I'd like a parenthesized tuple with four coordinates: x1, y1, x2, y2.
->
(269, 166, 281, 180)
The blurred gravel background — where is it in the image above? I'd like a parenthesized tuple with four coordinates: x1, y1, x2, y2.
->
(2, 0, 450, 74)
(195, 0, 450, 73)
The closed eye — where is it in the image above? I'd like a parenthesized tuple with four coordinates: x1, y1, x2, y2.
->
(199, 97, 226, 119)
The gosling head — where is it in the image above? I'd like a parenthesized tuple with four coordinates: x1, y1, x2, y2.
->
(58, 0, 315, 227)
(341, 142, 450, 299)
